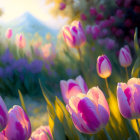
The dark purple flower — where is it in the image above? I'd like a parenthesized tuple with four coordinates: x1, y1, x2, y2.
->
(28, 60, 43, 74)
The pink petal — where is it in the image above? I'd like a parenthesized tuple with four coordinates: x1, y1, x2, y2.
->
(76, 75, 88, 93)
(78, 97, 100, 132)
(117, 84, 132, 119)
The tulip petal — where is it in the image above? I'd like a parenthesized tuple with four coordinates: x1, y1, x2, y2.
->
(127, 78, 140, 85)
(60, 80, 68, 104)
(87, 87, 110, 125)
(133, 84, 140, 117)
(117, 84, 132, 118)
(76, 75, 88, 93)
(78, 97, 100, 131)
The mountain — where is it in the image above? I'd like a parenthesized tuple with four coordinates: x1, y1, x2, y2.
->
(0, 12, 58, 42)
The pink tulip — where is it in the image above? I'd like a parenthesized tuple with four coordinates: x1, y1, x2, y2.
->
(96, 55, 112, 78)
(15, 34, 26, 48)
(91, 25, 100, 40)
(117, 78, 140, 119)
(3, 105, 31, 140)
(62, 21, 86, 48)
(0, 133, 7, 140)
(5, 28, 12, 39)
(59, 2, 66, 10)
(66, 87, 110, 134)
(30, 126, 52, 140)
(80, 13, 87, 21)
(0, 96, 8, 132)
(119, 45, 132, 67)
(60, 75, 88, 104)
(89, 7, 97, 16)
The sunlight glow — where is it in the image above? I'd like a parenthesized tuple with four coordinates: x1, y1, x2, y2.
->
(0, 0, 67, 29)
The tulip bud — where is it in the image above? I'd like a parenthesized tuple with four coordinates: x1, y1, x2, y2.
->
(0, 96, 8, 132)
(89, 7, 97, 16)
(85, 25, 92, 34)
(66, 87, 110, 134)
(59, 2, 66, 10)
(80, 13, 87, 21)
(15, 34, 26, 48)
(3, 105, 31, 140)
(5, 28, 12, 39)
(30, 126, 52, 140)
(119, 45, 132, 67)
(62, 21, 86, 48)
(60, 75, 88, 104)
(96, 55, 112, 78)
(117, 78, 140, 119)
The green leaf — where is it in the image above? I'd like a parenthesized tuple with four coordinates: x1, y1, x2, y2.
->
(48, 108, 66, 140)
(55, 97, 79, 140)
(134, 27, 140, 55)
(131, 57, 140, 78)
(18, 90, 27, 114)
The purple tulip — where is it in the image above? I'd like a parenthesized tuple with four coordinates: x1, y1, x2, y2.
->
(3, 105, 31, 140)
(66, 87, 110, 134)
(89, 7, 97, 16)
(85, 25, 92, 35)
(0, 96, 8, 132)
(96, 55, 112, 78)
(60, 75, 88, 104)
(30, 126, 52, 140)
(62, 21, 86, 48)
(59, 2, 66, 10)
(119, 45, 132, 67)
(117, 78, 140, 119)
(91, 25, 100, 40)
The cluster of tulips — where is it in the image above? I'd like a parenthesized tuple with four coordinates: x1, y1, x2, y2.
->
(0, 17, 139, 140)
(5, 28, 56, 61)
(61, 20, 140, 139)
(0, 96, 53, 140)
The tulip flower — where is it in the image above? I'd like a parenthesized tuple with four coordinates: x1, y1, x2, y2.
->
(80, 13, 87, 21)
(0, 133, 7, 140)
(117, 78, 140, 119)
(3, 105, 31, 140)
(119, 45, 132, 68)
(96, 55, 112, 79)
(97, 55, 112, 95)
(66, 87, 110, 134)
(0, 96, 8, 132)
(59, 2, 66, 10)
(30, 126, 52, 140)
(89, 7, 97, 16)
(60, 75, 88, 104)
(62, 21, 86, 48)
(119, 45, 132, 80)
(5, 28, 12, 39)
(15, 34, 26, 48)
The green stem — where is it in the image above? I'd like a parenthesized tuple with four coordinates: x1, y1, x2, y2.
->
(77, 47, 84, 77)
(105, 78, 110, 96)
(125, 67, 129, 81)
(136, 119, 140, 139)
(103, 128, 112, 140)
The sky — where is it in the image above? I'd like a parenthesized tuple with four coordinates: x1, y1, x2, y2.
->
(0, 0, 67, 29)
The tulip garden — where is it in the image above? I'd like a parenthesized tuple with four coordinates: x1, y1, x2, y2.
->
(0, 0, 140, 139)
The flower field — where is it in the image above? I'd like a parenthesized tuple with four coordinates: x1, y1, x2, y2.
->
(0, 0, 140, 139)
